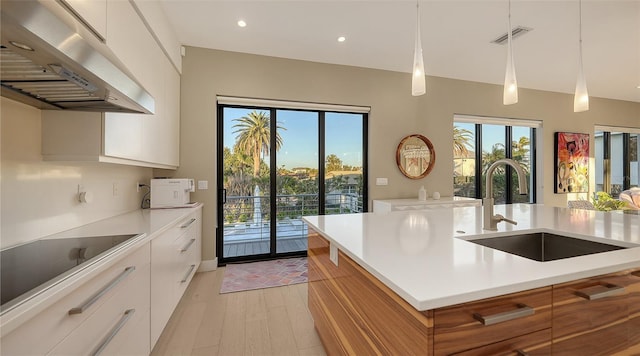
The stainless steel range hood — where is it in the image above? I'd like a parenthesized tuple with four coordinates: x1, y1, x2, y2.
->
(0, 0, 155, 114)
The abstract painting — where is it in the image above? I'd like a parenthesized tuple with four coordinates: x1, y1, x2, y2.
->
(555, 132, 589, 193)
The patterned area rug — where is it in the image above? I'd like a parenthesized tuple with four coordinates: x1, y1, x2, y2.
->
(219, 257, 308, 294)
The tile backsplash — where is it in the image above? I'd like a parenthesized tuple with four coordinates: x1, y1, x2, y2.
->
(1, 98, 152, 249)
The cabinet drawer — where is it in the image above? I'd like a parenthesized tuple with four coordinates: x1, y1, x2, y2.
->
(168, 220, 200, 299)
(48, 261, 150, 355)
(150, 208, 202, 346)
(552, 269, 639, 355)
(159, 212, 199, 245)
(434, 287, 552, 355)
(1, 244, 150, 355)
(454, 328, 551, 356)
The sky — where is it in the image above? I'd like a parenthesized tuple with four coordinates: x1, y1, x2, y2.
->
(223, 108, 364, 169)
(456, 122, 532, 153)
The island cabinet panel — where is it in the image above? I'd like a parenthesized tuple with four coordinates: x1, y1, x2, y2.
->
(433, 287, 552, 355)
(454, 329, 552, 356)
(552, 269, 640, 355)
(308, 230, 434, 355)
(626, 269, 640, 353)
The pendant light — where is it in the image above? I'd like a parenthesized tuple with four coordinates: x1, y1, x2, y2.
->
(412, 1, 426, 96)
(503, 0, 518, 105)
(574, 0, 589, 112)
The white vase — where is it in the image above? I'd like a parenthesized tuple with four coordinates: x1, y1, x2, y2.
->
(432, 191, 441, 200)
(418, 186, 427, 201)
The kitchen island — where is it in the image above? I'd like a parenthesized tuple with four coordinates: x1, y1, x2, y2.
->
(303, 204, 640, 355)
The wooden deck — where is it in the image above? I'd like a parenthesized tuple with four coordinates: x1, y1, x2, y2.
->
(223, 237, 307, 258)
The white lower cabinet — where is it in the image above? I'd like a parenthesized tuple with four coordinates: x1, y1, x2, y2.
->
(150, 208, 202, 347)
(1, 242, 151, 356)
(48, 262, 151, 355)
(1, 206, 203, 355)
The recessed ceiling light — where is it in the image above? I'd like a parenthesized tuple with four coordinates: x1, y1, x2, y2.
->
(337, 36, 346, 42)
(637, 85, 640, 89)
(237, 20, 247, 28)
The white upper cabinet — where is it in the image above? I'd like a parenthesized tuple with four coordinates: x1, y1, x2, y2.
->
(42, 0, 181, 169)
(105, 0, 180, 168)
(60, 0, 108, 41)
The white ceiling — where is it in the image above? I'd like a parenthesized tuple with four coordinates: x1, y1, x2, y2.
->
(159, 0, 640, 103)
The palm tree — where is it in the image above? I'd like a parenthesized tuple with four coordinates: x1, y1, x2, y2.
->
(482, 143, 506, 174)
(512, 136, 531, 173)
(453, 126, 473, 158)
(232, 111, 285, 177)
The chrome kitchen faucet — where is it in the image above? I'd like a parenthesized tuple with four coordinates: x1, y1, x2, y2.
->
(483, 159, 528, 230)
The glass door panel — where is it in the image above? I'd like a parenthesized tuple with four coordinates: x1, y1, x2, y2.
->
(453, 123, 476, 197)
(275, 110, 318, 254)
(511, 126, 533, 203)
(481, 125, 506, 203)
(324, 113, 364, 214)
(221, 107, 272, 259)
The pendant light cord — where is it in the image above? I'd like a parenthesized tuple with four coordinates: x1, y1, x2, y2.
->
(579, 0, 583, 52)
(416, 1, 420, 35)
(508, 0, 512, 40)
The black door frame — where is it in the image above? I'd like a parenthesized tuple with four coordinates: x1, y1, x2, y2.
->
(216, 104, 368, 266)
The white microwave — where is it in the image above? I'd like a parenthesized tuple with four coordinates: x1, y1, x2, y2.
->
(150, 178, 195, 208)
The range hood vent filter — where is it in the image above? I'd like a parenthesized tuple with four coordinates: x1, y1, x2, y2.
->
(0, 0, 154, 114)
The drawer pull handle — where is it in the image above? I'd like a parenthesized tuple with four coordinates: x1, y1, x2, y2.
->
(181, 264, 196, 283)
(473, 304, 534, 326)
(180, 218, 196, 229)
(179, 238, 196, 253)
(516, 350, 529, 356)
(92, 309, 135, 356)
(69, 266, 135, 315)
(575, 283, 625, 300)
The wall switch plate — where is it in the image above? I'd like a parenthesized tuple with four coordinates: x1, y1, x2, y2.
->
(198, 180, 208, 190)
(376, 178, 388, 186)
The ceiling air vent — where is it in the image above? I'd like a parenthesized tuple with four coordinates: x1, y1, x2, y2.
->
(491, 26, 533, 45)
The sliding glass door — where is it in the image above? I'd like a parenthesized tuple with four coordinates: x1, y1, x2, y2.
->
(217, 104, 367, 265)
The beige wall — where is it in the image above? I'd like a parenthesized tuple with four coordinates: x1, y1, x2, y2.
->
(174, 47, 639, 261)
(1, 98, 152, 249)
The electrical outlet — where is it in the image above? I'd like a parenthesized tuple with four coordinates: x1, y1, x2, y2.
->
(112, 183, 118, 196)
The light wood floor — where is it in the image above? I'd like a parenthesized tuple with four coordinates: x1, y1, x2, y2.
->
(151, 267, 326, 356)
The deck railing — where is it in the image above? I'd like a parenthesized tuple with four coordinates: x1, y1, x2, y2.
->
(223, 193, 362, 242)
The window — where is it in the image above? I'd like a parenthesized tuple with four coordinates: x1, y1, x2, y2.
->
(454, 116, 537, 204)
(595, 127, 639, 197)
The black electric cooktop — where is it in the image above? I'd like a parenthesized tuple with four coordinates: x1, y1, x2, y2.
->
(1, 234, 139, 313)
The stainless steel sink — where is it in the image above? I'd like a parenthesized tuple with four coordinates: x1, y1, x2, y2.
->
(466, 232, 627, 262)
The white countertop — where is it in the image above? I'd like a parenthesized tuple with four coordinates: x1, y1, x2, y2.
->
(39, 203, 204, 242)
(302, 204, 640, 311)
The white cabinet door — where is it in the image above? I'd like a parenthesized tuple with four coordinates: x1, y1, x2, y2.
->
(61, 0, 107, 40)
(103, 113, 144, 161)
(106, 0, 180, 168)
(150, 208, 202, 347)
(150, 227, 180, 346)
